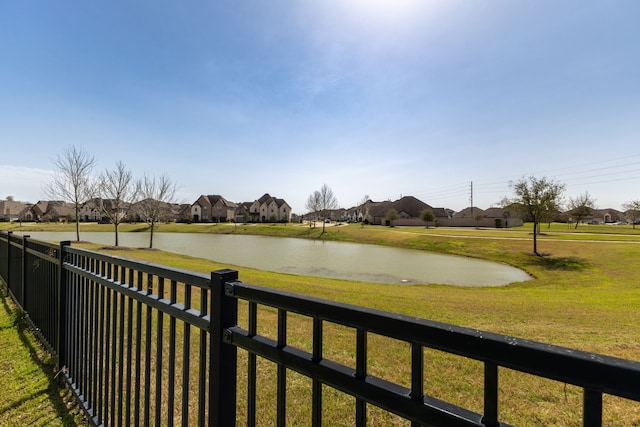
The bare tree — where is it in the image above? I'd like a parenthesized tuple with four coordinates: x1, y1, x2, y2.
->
(358, 194, 371, 222)
(305, 191, 322, 229)
(567, 192, 597, 229)
(97, 161, 137, 246)
(44, 146, 95, 241)
(623, 200, 640, 229)
(306, 184, 338, 234)
(504, 176, 565, 256)
(135, 174, 178, 249)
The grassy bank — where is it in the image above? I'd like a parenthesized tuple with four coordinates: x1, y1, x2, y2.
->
(0, 284, 87, 426)
(2, 221, 640, 424)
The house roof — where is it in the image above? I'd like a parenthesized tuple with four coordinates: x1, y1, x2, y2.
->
(453, 207, 486, 218)
(392, 196, 432, 217)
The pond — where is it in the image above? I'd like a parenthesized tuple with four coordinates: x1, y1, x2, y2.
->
(22, 232, 531, 287)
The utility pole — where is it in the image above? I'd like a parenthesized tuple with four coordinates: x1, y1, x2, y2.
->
(470, 181, 474, 216)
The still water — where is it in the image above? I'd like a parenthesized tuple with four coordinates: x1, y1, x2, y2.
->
(24, 232, 531, 287)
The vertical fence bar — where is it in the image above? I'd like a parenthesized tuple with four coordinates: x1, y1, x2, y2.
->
(198, 283, 208, 427)
(277, 309, 287, 427)
(356, 329, 367, 427)
(483, 362, 499, 427)
(90, 270, 99, 422)
(182, 283, 192, 427)
(209, 269, 239, 427)
(144, 276, 153, 427)
(312, 317, 323, 427)
(155, 278, 165, 426)
(118, 289, 126, 427)
(1, 232, 10, 292)
(133, 271, 142, 427)
(97, 279, 106, 422)
(21, 235, 28, 309)
(410, 343, 424, 427)
(56, 241, 70, 369)
(125, 268, 134, 427)
(168, 279, 177, 427)
(134, 272, 143, 427)
(104, 286, 113, 426)
(247, 301, 257, 427)
(82, 268, 90, 414)
(583, 388, 603, 427)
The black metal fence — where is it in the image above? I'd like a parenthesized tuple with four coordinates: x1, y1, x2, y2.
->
(1, 230, 639, 426)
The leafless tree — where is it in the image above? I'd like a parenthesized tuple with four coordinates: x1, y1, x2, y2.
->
(305, 190, 322, 229)
(504, 176, 565, 255)
(135, 174, 178, 249)
(44, 146, 95, 241)
(358, 194, 371, 223)
(306, 184, 338, 234)
(97, 161, 137, 246)
(567, 192, 597, 229)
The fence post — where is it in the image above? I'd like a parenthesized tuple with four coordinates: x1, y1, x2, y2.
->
(209, 269, 239, 427)
(3, 231, 11, 289)
(21, 235, 29, 309)
(56, 241, 71, 371)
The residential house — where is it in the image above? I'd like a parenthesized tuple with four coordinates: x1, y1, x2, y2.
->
(173, 203, 192, 222)
(27, 200, 75, 222)
(191, 195, 238, 223)
(358, 196, 437, 225)
(483, 207, 522, 228)
(580, 208, 625, 224)
(452, 207, 486, 220)
(446, 206, 522, 228)
(234, 202, 253, 223)
(249, 193, 291, 222)
(0, 199, 30, 222)
(80, 198, 131, 223)
(341, 196, 451, 225)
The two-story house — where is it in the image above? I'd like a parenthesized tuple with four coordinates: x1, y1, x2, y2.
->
(191, 195, 238, 223)
(249, 193, 291, 222)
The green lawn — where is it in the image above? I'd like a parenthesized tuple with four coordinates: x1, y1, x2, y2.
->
(0, 284, 87, 426)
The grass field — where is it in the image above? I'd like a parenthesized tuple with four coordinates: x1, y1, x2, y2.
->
(1, 221, 639, 424)
(0, 284, 88, 426)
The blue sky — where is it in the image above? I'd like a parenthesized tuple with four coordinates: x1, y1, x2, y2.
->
(1, 1, 639, 213)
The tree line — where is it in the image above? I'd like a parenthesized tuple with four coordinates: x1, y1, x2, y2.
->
(44, 146, 178, 248)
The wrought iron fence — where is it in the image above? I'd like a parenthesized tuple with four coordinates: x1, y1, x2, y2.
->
(1, 230, 639, 426)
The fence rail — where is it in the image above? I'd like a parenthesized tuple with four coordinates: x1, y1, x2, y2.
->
(1, 230, 639, 426)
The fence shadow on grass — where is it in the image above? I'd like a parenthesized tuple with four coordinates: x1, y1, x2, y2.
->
(0, 284, 87, 426)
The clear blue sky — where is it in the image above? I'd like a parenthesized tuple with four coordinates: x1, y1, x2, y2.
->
(1, 1, 639, 213)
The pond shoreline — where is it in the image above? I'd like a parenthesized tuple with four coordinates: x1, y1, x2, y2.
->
(20, 231, 531, 287)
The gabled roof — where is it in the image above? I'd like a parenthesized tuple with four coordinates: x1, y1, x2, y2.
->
(483, 207, 511, 218)
(453, 207, 486, 218)
(392, 196, 431, 218)
(274, 198, 290, 209)
(0, 200, 29, 215)
(257, 193, 273, 205)
(593, 208, 623, 216)
(367, 201, 393, 217)
(430, 208, 451, 218)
